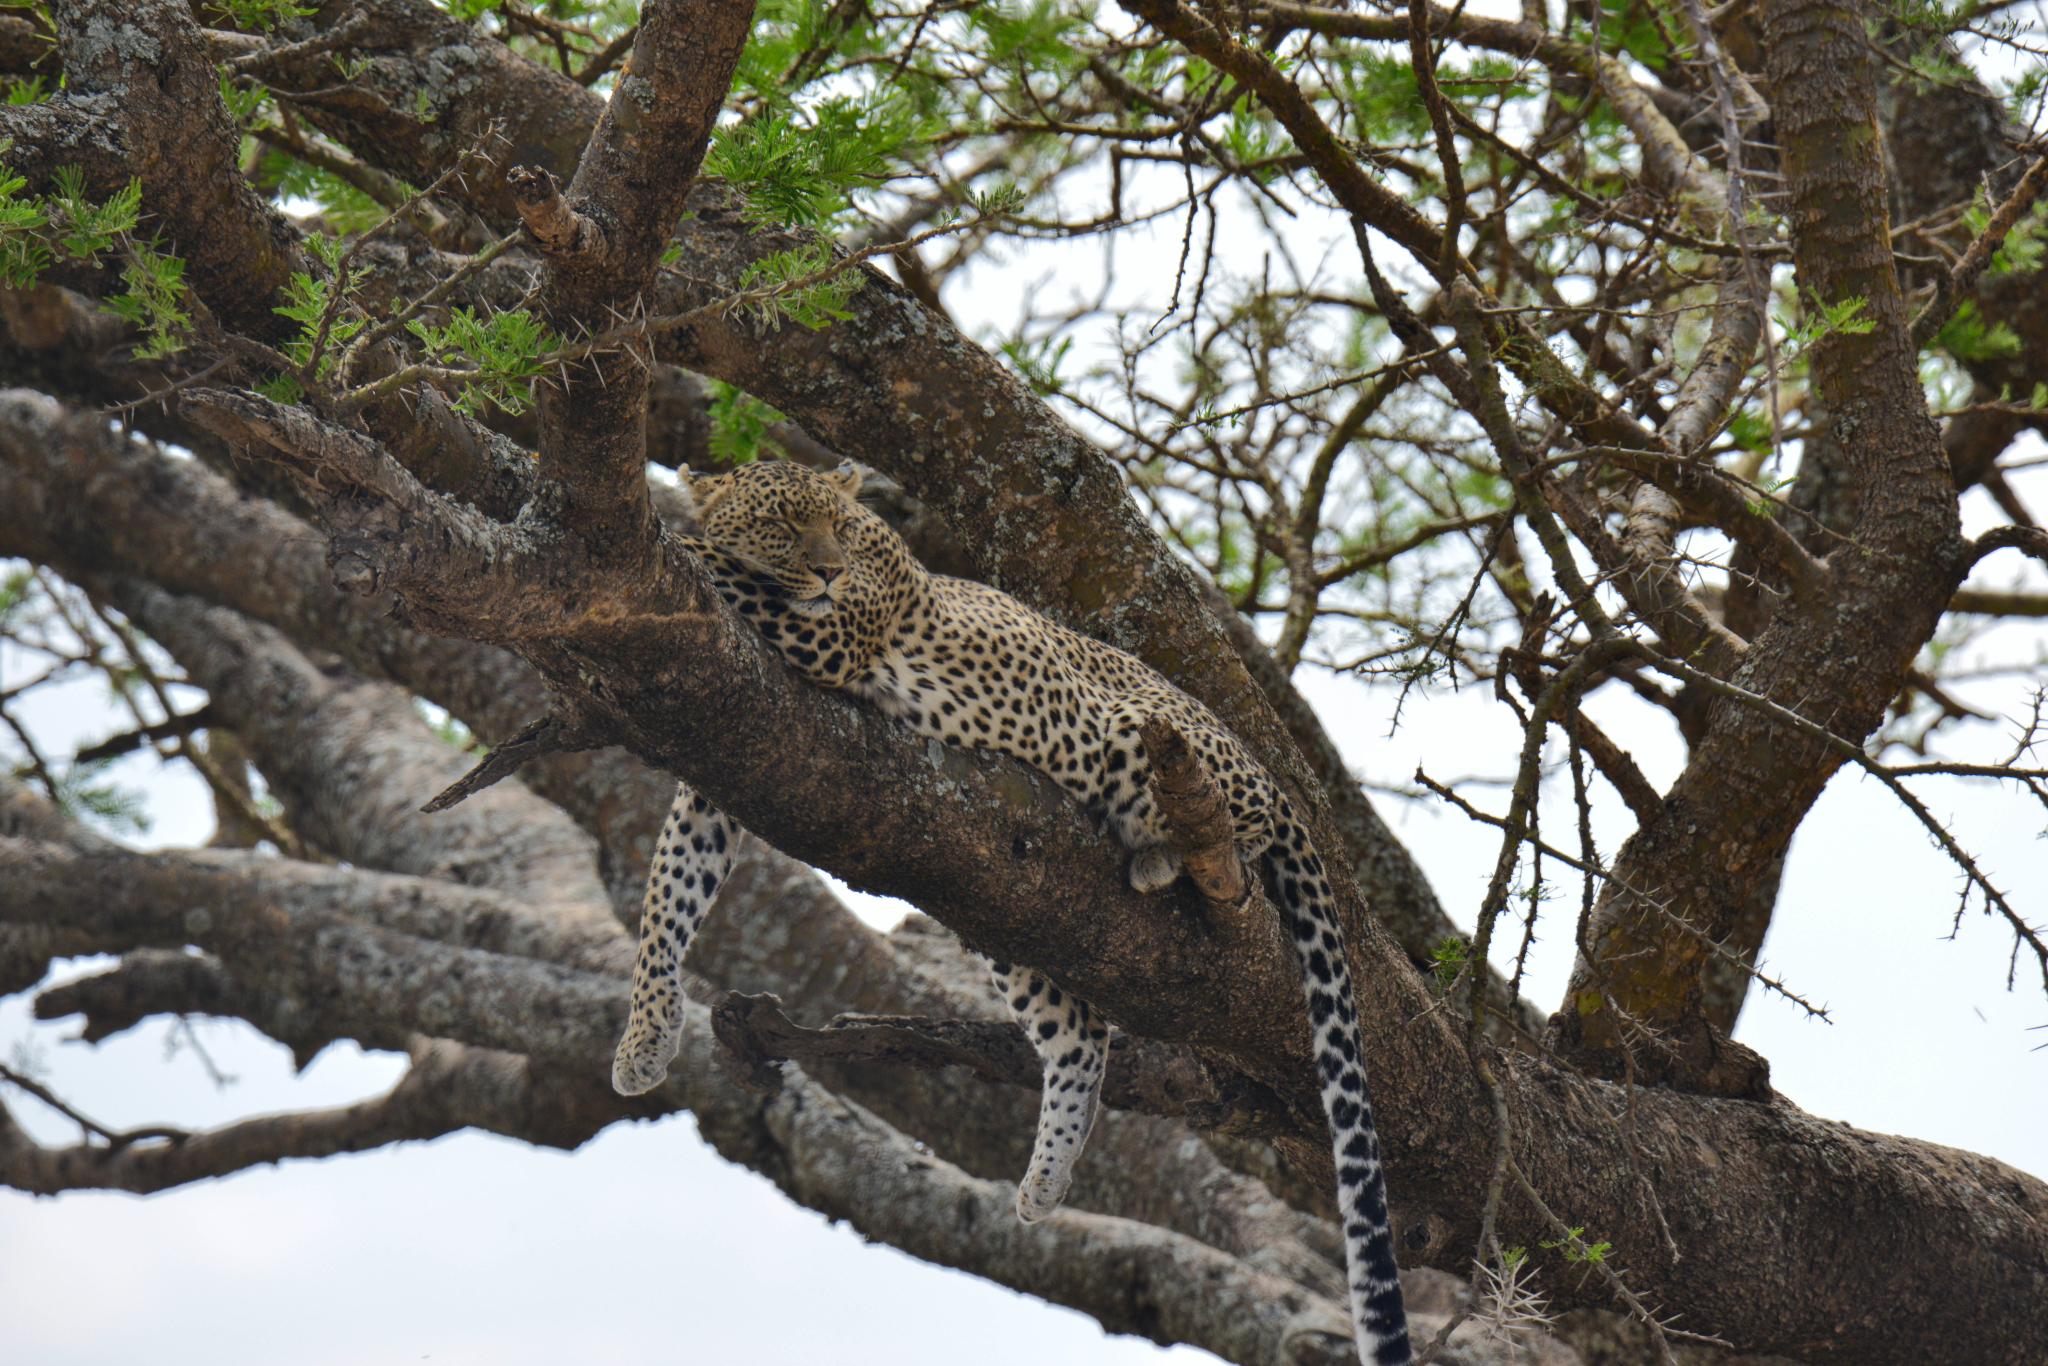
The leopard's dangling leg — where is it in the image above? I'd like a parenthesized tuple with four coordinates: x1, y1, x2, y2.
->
(612, 783, 743, 1096)
(985, 956, 1110, 1222)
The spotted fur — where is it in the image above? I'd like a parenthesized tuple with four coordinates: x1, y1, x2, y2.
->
(611, 461, 1409, 1365)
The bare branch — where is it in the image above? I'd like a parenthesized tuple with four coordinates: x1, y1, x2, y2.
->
(1912, 153, 2048, 348)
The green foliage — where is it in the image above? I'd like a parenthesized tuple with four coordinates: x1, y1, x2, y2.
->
(729, 0, 882, 107)
(1219, 96, 1284, 183)
(1742, 472, 1796, 518)
(2004, 65, 2047, 123)
(0, 160, 50, 289)
(967, 0, 1089, 75)
(107, 241, 192, 361)
(0, 156, 195, 354)
(1962, 199, 2046, 277)
(1431, 935, 1471, 992)
(1441, 55, 1540, 101)
(275, 269, 364, 383)
(1540, 1227, 1613, 1265)
(215, 0, 314, 33)
(1897, 42, 1974, 91)
(15, 756, 151, 835)
(218, 70, 269, 127)
(706, 379, 783, 465)
(1935, 300, 2021, 363)
(256, 145, 391, 235)
(1780, 292, 1877, 359)
(0, 566, 32, 629)
(1333, 48, 1432, 143)
(405, 306, 558, 416)
(998, 332, 1073, 398)
(706, 95, 923, 228)
(733, 240, 862, 329)
(1725, 407, 1774, 456)
(48, 167, 141, 260)
(1592, 0, 1669, 69)
(256, 372, 304, 405)
(6, 76, 46, 106)
(1882, 0, 1977, 38)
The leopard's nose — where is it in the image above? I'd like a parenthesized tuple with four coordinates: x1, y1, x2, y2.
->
(817, 562, 846, 584)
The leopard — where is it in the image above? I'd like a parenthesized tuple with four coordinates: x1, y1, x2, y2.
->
(610, 459, 1410, 1366)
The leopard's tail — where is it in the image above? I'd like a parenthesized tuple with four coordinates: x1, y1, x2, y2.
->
(1268, 799, 1411, 1366)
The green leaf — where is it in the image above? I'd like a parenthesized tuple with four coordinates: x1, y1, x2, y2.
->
(1935, 300, 2021, 363)
(706, 93, 928, 228)
(408, 306, 558, 416)
(19, 756, 151, 835)
(217, 0, 315, 33)
(732, 240, 860, 329)
(1431, 935, 1471, 991)
(256, 372, 304, 405)
(49, 169, 141, 261)
(706, 380, 783, 465)
(0, 565, 34, 628)
(998, 332, 1073, 397)
(106, 239, 191, 361)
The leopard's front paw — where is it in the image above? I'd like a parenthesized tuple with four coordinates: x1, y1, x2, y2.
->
(1016, 1166, 1072, 1223)
(1016, 1080, 1100, 1222)
(612, 1019, 679, 1096)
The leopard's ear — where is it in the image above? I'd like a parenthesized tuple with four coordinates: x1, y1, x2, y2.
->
(683, 471, 733, 520)
(826, 460, 869, 502)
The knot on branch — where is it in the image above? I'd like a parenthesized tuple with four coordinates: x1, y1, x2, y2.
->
(508, 165, 608, 261)
(1138, 716, 1248, 912)
(711, 992, 793, 1094)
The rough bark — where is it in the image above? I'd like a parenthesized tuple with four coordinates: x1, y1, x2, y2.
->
(1549, 0, 1971, 1089)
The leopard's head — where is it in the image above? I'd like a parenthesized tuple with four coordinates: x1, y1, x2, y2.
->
(686, 460, 868, 617)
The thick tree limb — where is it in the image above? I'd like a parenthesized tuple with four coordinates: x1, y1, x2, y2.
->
(709, 992, 1257, 1132)
(526, 0, 753, 554)
(104, 580, 621, 940)
(42, 0, 306, 343)
(35, 948, 339, 1065)
(34, 359, 2041, 1360)
(0, 823, 628, 981)
(1554, 0, 1972, 1088)
(0, 785, 1405, 1366)
(0, 1036, 620, 1193)
(0, 8, 2040, 1350)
